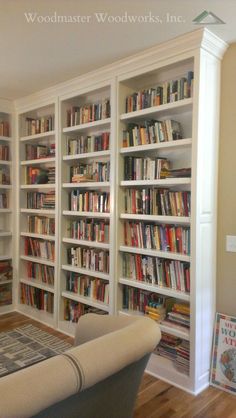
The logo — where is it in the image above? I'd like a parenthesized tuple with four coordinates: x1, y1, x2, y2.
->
(193, 10, 225, 25)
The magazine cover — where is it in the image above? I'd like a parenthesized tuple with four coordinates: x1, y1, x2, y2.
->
(211, 312, 236, 394)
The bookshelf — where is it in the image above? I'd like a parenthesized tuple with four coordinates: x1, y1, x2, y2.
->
(114, 33, 227, 394)
(12, 29, 227, 394)
(58, 82, 115, 334)
(0, 102, 14, 312)
(17, 101, 58, 327)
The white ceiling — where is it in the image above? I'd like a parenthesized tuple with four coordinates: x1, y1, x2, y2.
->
(1, 0, 236, 100)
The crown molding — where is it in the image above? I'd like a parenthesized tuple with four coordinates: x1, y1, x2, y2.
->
(14, 28, 228, 111)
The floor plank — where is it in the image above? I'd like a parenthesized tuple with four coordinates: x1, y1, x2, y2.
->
(1, 312, 236, 418)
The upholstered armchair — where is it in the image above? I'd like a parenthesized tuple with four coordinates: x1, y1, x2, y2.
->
(0, 314, 161, 418)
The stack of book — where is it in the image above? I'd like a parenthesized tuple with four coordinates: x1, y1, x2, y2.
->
(47, 167, 55, 184)
(64, 299, 107, 322)
(26, 262, 54, 286)
(144, 301, 166, 322)
(160, 302, 190, 330)
(67, 247, 109, 273)
(66, 99, 110, 127)
(68, 219, 109, 243)
(125, 71, 194, 112)
(124, 157, 170, 181)
(24, 237, 55, 261)
(25, 144, 55, 160)
(160, 168, 191, 179)
(27, 215, 55, 235)
(123, 221, 190, 255)
(70, 161, 110, 183)
(66, 272, 109, 304)
(27, 192, 56, 209)
(124, 188, 191, 216)
(70, 190, 110, 213)
(154, 333, 190, 375)
(66, 132, 110, 155)
(0, 144, 9, 161)
(0, 120, 10, 137)
(25, 115, 54, 135)
(0, 167, 10, 185)
(0, 192, 8, 209)
(21, 283, 54, 313)
(0, 261, 12, 283)
(122, 119, 182, 147)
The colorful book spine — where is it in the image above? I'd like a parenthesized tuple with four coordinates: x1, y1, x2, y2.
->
(24, 237, 55, 261)
(26, 261, 54, 286)
(66, 99, 110, 127)
(27, 215, 55, 235)
(67, 219, 109, 242)
(70, 190, 110, 213)
(25, 115, 54, 136)
(20, 283, 54, 313)
(66, 132, 110, 155)
(67, 247, 109, 273)
(66, 272, 109, 304)
(26, 192, 55, 209)
(63, 298, 107, 322)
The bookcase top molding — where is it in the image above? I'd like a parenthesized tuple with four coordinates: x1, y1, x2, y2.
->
(14, 28, 228, 111)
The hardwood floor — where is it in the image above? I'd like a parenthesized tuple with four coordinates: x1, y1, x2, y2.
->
(1, 312, 236, 418)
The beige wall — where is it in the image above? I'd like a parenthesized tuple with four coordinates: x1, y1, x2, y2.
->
(217, 43, 236, 315)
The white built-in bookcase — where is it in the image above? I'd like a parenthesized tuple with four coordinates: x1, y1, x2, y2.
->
(1, 29, 227, 394)
(0, 99, 15, 313)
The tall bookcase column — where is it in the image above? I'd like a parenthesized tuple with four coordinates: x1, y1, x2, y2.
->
(17, 99, 58, 327)
(116, 29, 227, 394)
(58, 80, 116, 335)
(0, 99, 15, 312)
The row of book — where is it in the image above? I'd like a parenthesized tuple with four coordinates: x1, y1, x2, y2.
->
(124, 189, 191, 217)
(154, 333, 190, 375)
(123, 287, 169, 313)
(0, 120, 10, 137)
(24, 237, 55, 261)
(122, 253, 190, 292)
(66, 132, 110, 155)
(66, 272, 109, 304)
(122, 120, 182, 147)
(161, 302, 190, 329)
(66, 99, 110, 127)
(27, 191, 55, 209)
(0, 167, 10, 185)
(0, 283, 12, 306)
(70, 190, 110, 213)
(25, 144, 55, 161)
(21, 283, 54, 313)
(123, 222, 190, 255)
(125, 71, 194, 112)
(0, 144, 10, 161)
(26, 261, 54, 286)
(25, 167, 55, 185)
(0, 192, 8, 209)
(67, 219, 109, 243)
(0, 260, 12, 284)
(27, 215, 55, 236)
(25, 115, 54, 136)
(64, 298, 107, 322)
(124, 156, 170, 181)
(67, 247, 109, 273)
(70, 162, 110, 183)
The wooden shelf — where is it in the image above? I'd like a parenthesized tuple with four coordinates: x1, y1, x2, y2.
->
(63, 182, 110, 189)
(120, 98, 193, 121)
(21, 184, 55, 190)
(20, 255, 55, 267)
(21, 209, 55, 215)
(0, 136, 11, 142)
(62, 237, 110, 249)
(63, 210, 110, 218)
(120, 139, 192, 154)
(20, 157, 56, 166)
(120, 179, 191, 187)
(61, 291, 109, 312)
(20, 232, 55, 241)
(62, 118, 111, 134)
(119, 277, 190, 302)
(20, 278, 55, 293)
(62, 264, 110, 281)
(0, 160, 11, 166)
(20, 131, 55, 142)
(120, 214, 190, 225)
(119, 245, 190, 262)
(63, 150, 110, 161)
